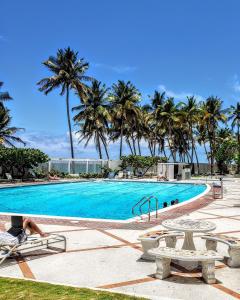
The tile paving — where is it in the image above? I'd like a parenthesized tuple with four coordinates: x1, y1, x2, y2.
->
(0, 178, 240, 299)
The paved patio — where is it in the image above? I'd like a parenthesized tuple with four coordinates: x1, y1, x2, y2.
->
(0, 178, 240, 300)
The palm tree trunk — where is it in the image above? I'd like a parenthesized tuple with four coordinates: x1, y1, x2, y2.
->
(238, 124, 240, 173)
(163, 147, 167, 158)
(126, 138, 134, 154)
(193, 145, 200, 174)
(99, 133, 109, 160)
(120, 122, 123, 158)
(131, 134, 137, 155)
(137, 138, 141, 155)
(97, 132, 103, 159)
(66, 86, 75, 160)
(148, 141, 153, 156)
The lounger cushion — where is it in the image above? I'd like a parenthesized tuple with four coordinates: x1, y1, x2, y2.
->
(0, 232, 19, 246)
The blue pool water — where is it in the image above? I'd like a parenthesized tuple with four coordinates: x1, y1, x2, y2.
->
(0, 181, 207, 220)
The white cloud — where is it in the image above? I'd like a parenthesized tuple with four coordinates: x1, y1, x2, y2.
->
(17, 130, 208, 162)
(232, 74, 240, 92)
(158, 84, 204, 102)
(93, 63, 136, 74)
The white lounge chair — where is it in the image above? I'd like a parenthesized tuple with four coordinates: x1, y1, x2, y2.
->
(5, 173, 21, 183)
(0, 233, 66, 266)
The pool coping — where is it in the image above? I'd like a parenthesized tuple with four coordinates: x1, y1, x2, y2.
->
(0, 180, 211, 224)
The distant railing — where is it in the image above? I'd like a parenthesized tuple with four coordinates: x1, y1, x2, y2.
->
(39, 159, 109, 175)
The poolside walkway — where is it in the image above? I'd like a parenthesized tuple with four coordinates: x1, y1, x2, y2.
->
(0, 178, 240, 300)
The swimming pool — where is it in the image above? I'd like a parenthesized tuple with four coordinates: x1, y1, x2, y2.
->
(0, 181, 207, 220)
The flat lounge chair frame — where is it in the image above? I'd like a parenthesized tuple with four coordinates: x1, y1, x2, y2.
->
(0, 234, 66, 266)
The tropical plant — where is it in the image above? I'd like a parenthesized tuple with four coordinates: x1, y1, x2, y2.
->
(181, 96, 200, 172)
(0, 148, 49, 179)
(155, 97, 182, 162)
(109, 80, 141, 158)
(0, 81, 13, 102)
(215, 139, 237, 174)
(229, 102, 240, 173)
(73, 80, 110, 159)
(120, 155, 167, 175)
(199, 97, 227, 174)
(37, 47, 92, 159)
(0, 103, 25, 147)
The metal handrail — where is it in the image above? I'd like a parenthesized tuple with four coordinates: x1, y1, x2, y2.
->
(132, 195, 158, 222)
(132, 196, 149, 216)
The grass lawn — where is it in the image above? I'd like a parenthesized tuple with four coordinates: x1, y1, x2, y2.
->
(0, 277, 146, 300)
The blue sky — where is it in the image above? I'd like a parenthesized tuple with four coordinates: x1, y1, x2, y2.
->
(1, 0, 240, 160)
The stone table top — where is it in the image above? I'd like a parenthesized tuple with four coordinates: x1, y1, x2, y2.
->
(162, 218, 216, 233)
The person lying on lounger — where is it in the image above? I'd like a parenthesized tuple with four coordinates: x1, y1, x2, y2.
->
(48, 174, 60, 180)
(0, 218, 48, 246)
(157, 175, 169, 181)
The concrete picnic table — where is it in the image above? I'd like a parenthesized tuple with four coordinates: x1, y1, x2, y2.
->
(162, 219, 216, 250)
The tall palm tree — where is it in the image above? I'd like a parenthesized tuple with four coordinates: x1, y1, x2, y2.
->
(0, 103, 25, 146)
(155, 97, 181, 162)
(181, 96, 200, 171)
(73, 80, 110, 159)
(109, 80, 141, 158)
(0, 81, 24, 146)
(37, 47, 92, 159)
(199, 97, 227, 174)
(142, 90, 165, 112)
(0, 82, 13, 102)
(229, 102, 240, 173)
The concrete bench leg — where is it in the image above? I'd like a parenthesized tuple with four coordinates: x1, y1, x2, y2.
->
(202, 260, 216, 284)
(205, 240, 217, 251)
(140, 240, 159, 261)
(165, 236, 177, 248)
(227, 248, 240, 267)
(155, 258, 171, 279)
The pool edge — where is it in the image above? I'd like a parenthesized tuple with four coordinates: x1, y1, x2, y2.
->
(0, 180, 211, 224)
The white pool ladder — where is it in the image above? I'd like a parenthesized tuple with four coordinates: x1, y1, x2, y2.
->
(132, 195, 158, 222)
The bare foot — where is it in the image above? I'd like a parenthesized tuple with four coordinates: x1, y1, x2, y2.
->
(40, 233, 49, 238)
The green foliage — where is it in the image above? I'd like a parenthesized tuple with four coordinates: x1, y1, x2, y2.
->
(49, 169, 67, 178)
(0, 148, 49, 179)
(0, 277, 145, 300)
(215, 140, 238, 174)
(100, 166, 112, 177)
(79, 173, 104, 179)
(120, 155, 167, 175)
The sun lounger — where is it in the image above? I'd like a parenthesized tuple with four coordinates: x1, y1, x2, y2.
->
(0, 234, 66, 266)
(5, 173, 21, 183)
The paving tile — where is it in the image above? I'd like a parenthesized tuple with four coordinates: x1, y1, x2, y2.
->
(26, 247, 155, 287)
(113, 276, 236, 300)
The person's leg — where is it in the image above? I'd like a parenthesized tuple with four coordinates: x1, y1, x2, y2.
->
(23, 218, 48, 237)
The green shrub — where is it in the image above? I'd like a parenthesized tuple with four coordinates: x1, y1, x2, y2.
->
(120, 155, 167, 175)
(0, 148, 49, 179)
(79, 173, 103, 179)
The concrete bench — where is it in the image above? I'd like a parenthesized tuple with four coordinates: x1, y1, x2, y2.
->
(138, 230, 183, 261)
(149, 247, 223, 284)
(202, 233, 240, 267)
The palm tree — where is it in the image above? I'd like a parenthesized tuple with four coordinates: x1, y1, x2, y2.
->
(73, 80, 110, 159)
(109, 80, 141, 158)
(181, 96, 200, 172)
(37, 47, 92, 159)
(0, 81, 24, 146)
(199, 97, 227, 174)
(229, 102, 240, 173)
(143, 91, 165, 112)
(0, 103, 25, 146)
(0, 82, 13, 102)
(155, 97, 181, 162)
